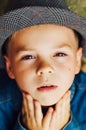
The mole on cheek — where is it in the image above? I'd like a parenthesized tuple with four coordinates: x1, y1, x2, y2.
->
(68, 67, 71, 71)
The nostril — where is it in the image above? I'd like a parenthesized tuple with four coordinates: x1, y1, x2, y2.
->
(40, 71, 43, 75)
(36, 64, 54, 76)
(49, 70, 52, 73)
(38, 69, 53, 75)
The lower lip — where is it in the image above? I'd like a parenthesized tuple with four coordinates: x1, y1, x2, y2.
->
(37, 85, 57, 92)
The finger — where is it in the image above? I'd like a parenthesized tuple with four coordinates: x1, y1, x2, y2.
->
(25, 94, 37, 129)
(54, 91, 71, 130)
(55, 90, 70, 110)
(55, 92, 67, 127)
(56, 91, 70, 129)
(34, 100, 43, 126)
(55, 90, 70, 117)
(65, 90, 71, 99)
(22, 93, 25, 117)
(22, 93, 29, 127)
(62, 91, 70, 117)
(55, 97, 62, 116)
(62, 90, 70, 115)
(43, 107, 53, 129)
(49, 110, 57, 129)
(25, 94, 35, 120)
(22, 93, 28, 117)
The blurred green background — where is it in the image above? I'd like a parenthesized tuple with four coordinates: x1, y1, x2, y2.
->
(0, 0, 86, 17)
(66, 0, 86, 17)
(0, 0, 86, 72)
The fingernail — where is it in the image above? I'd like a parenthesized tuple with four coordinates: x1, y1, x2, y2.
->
(48, 107, 53, 113)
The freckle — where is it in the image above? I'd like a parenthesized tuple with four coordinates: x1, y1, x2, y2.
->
(68, 68, 71, 71)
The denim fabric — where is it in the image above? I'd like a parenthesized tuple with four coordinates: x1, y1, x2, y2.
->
(0, 69, 86, 130)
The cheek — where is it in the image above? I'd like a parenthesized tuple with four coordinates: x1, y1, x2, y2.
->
(63, 68, 75, 87)
(12, 67, 33, 88)
(67, 61, 77, 74)
(67, 66, 75, 74)
(57, 61, 75, 73)
(64, 63, 75, 78)
(56, 63, 75, 86)
(63, 59, 76, 72)
(15, 75, 33, 93)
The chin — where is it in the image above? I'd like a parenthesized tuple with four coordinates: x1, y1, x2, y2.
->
(41, 100, 58, 107)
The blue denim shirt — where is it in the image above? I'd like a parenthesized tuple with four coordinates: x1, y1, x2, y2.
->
(0, 69, 86, 130)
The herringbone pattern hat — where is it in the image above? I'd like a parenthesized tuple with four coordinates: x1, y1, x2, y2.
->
(0, 0, 86, 68)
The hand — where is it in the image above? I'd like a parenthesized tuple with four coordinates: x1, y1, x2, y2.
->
(21, 91, 70, 130)
(55, 91, 70, 129)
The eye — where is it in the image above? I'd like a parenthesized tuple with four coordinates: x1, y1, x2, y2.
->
(54, 52, 67, 57)
(21, 55, 36, 60)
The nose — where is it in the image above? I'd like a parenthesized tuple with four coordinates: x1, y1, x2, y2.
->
(36, 61, 54, 76)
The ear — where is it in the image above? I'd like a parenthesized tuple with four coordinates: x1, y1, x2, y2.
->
(4, 56, 15, 79)
(75, 48, 82, 74)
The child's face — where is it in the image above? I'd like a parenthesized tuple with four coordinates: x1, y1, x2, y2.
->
(5, 24, 82, 106)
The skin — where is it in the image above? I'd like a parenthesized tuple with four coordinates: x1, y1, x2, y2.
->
(4, 24, 82, 129)
(22, 91, 70, 130)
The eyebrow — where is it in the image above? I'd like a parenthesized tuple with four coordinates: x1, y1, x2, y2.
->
(54, 43, 72, 49)
(15, 42, 72, 53)
(15, 45, 34, 53)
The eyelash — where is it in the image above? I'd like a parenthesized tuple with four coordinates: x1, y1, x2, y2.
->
(21, 55, 36, 60)
(54, 52, 67, 57)
(20, 52, 67, 61)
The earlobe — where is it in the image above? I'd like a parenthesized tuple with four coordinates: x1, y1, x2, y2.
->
(4, 56, 15, 79)
(75, 48, 82, 74)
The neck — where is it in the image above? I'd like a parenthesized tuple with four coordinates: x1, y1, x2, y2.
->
(42, 104, 55, 116)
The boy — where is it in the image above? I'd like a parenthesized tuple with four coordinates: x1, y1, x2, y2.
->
(0, 0, 86, 130)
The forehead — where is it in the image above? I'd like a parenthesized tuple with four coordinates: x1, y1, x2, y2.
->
(10, 24, 78, 49)
(12, 24, 75, 36)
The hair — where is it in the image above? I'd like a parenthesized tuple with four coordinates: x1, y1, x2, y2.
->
(1, 36, 12, 56)
(1, 29, 83, 56)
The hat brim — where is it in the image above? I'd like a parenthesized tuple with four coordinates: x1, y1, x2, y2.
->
(0, 6, 86, 68)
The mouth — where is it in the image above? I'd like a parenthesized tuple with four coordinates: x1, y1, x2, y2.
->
(37, 85, 57, 92)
